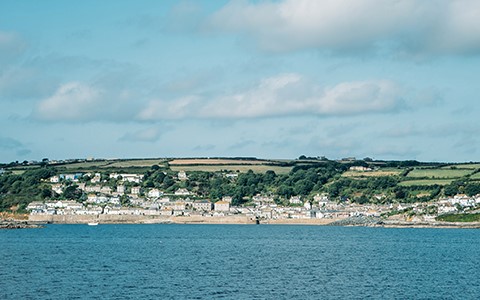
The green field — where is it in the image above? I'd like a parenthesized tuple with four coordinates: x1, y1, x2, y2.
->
(59, 159, 167, 171)
(170, 164, 292, 174)
(442, 164, 480, 169)
(62, 161, 111, 169)
(103, 159, 167, 168)
(437, 213, 480, 222)
(407, 168, 472, 179)
(399, 179, 454, 186)
(469, 172, 480, 180)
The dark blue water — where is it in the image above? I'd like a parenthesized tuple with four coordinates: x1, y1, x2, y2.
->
(1, 225, 480, 299)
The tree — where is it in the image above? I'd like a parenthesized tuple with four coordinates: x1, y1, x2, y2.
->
(63, 186, 82, 200)
(394, 188, 406, 200)
(465, 183, 480, 197)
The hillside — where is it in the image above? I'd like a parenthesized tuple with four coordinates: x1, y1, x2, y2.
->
(1, 157, 480, 212)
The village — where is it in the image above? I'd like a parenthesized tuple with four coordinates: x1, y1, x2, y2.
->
(25, 170, 480, 223)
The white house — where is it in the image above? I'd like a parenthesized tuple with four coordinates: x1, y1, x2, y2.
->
(116, 185, 125, 194)
(193, 200, 213, 211)
(111, 173, 143, 183)
(304, 201, 312, 210)
(177, 171, 188, 180)
(100, 186, 112, 195)
(175, 188, 190, 196)
(147, 188, 162, 198)
(289, 196, 302, 205)
(131, 186, 141, 195)
(85, 185, 102, 193)
(91, 173, 101, 183)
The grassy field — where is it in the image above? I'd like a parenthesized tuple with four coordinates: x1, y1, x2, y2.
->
(406, 168, 472, 179)
(442, 164, 480, 169)
(168, 158, 272, 165)
(399, 179, 454, 186)
(470, 172, 480, 180)
(59, 159, 167, 171)
(10, 170, 26, 175)
(437, 213, 480, 222)
(342, 169, 402, 177)
(103, 159, 166, 168)
(62, 161, 112, 169)
(170, 165, 292, 174)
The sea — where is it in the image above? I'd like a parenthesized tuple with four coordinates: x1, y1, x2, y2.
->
(1, 224, 480, 299)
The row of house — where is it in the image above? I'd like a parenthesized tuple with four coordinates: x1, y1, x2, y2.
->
(49, 173, 144, 184)
(26, 198, 232, 216)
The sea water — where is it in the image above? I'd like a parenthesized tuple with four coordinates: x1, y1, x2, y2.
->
(1, 224, 480, 299)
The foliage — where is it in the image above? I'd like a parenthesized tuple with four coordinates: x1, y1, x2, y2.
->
(2, 158, 480, 211)
(0, 168, 56, 211)
(436, 213, 480, 222)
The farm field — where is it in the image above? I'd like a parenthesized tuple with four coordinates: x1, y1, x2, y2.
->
(103, 159, 167, 168)
(170, 164, 292, 174)
(59, 159, 167, 171)
(399, 179, 454, 186)
(407, 168, 472, 179)
(168, 158, 272, 165)
(62, 161, 111, 169)
(442, 164, 480, 169)
(470, 172, 480, 180)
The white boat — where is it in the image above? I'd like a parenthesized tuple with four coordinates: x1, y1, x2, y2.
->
(87, 222, 99, 226)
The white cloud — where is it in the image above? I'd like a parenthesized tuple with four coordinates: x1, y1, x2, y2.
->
(33, 75, 420, 122)
(138, 73, 405, 120)
(138, 96, 201, 120)
(317, 80, 401, 114)
(207, 0, 480, 56)
(33, 75, 144, 122)
(34, 82, 102, 121)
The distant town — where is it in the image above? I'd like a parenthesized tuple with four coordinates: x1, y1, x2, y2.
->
(1, 156, 479, 225)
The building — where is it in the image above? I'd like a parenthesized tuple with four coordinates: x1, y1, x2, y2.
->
(214, 201, 230, 211)
(131, 186, 141, 195)
(147, 188, 161, 198)
(193, 200, 213, 211)
(173, 201, 187, 211)
(177, 171, 188, 180)
(175, 188, 190, 196)
(91, 173, 101, 183)
(85, 185, 101, 193)
(60, 173, 82, 182)
(349, 166, 372, 172)
(110, 173, 143, 183)
(51, 184, 64, 194)
(304, 201, 312, 210)
(289, 196, 302, 205)
(222, 196, 233, 203)
(116, 185, 125, 194)
(100, 186, 112, 194)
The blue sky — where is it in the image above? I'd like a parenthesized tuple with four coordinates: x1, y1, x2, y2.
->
(1, 0, 479, 163)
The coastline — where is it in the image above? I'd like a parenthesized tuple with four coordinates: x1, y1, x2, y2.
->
(25, 214, 480, 228)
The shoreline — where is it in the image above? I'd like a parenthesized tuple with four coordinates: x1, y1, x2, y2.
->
(23, 214, 480, 228)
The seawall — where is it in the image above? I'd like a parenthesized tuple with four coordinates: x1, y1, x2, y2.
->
(28, 214, 259, 225)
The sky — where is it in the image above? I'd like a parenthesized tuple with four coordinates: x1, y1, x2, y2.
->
(1, 0, 479, 163)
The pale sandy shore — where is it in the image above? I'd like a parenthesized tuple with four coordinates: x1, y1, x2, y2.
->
(26, 214, 480, 228)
